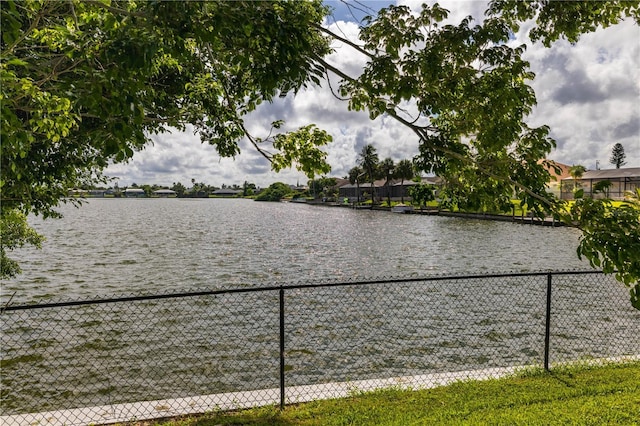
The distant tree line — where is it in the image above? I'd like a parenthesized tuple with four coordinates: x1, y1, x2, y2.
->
(76, 180, 261, 198)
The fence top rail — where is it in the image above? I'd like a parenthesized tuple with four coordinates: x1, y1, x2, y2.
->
(1, 269, 605, 312)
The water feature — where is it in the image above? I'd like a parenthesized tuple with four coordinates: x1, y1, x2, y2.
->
(3, 197, 589, 303)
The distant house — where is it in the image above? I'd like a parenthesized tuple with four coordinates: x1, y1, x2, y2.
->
(338, 179, 385, 201)
(153, 189, 177, 198)
(560, 167, 640, 200)
(390, 177, 442, 199)
(539, 160, 572, 198)
(212, 188, 241, 197)
(88, 189, 106, 197)
(67, 189, 88, 197)
(123, 188, 146, 197)
(338, 177, 442, 202)
(289, 184, 308, 194)
(319, 178, 348, 199)
(67, 189, 106, 197)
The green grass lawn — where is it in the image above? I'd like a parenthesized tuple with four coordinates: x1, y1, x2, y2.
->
(144, 362, 640, 426)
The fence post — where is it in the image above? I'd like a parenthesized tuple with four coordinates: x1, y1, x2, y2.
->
(279, 287, 286, 409)
(544, 273, 552, 371)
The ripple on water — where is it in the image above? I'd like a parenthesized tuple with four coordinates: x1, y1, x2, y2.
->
(4, 198, 589, 304)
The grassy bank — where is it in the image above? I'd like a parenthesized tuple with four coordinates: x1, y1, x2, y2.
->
(142, 362, 639, 426)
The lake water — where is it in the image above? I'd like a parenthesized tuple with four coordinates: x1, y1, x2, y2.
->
(3, 198, 589, 303)
(4, 198, 639, 418)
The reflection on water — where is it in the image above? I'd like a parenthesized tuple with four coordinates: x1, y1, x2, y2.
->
(4, 198, 588, 304)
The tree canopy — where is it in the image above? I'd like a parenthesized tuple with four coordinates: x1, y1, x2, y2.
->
(254, 182, 293, 202)
(1, 0, 332, 218)
(1, 0, 639, 308)
(324, 0, 639, 308)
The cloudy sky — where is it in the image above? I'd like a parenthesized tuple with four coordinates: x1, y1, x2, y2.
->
(105, 0, 640, 188)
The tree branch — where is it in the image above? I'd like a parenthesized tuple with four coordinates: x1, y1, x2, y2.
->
(324, 68, 351, 102)
(312, 24, 378, 59)
(3, 3, 46, 54)
(84, 0, 147, 18)
(68, 0, 79, 30)
(237, 121, 274, 164)
(314, 54, 556, 210)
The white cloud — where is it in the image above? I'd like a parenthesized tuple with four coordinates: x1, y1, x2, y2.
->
(106, 1, 640, 188)
(400, 0, 489, 25)
(520, 19, 640, 169)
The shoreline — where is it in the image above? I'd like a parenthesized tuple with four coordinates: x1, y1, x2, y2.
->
(309, 200, 565, 227)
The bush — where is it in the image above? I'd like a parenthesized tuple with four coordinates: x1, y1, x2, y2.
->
(254, 182, 293, 202)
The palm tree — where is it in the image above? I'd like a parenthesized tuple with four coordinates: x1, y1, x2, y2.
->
(358, 144, 379, 204)
(395, 159, 414, 203)
(624, 188, 640, 207)
(348, 166, 364, 204)
(569, 164, 587, 197)
(380, 158, 395, 207)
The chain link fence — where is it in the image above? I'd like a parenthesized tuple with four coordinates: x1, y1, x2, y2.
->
(1, 271, 639, 425)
